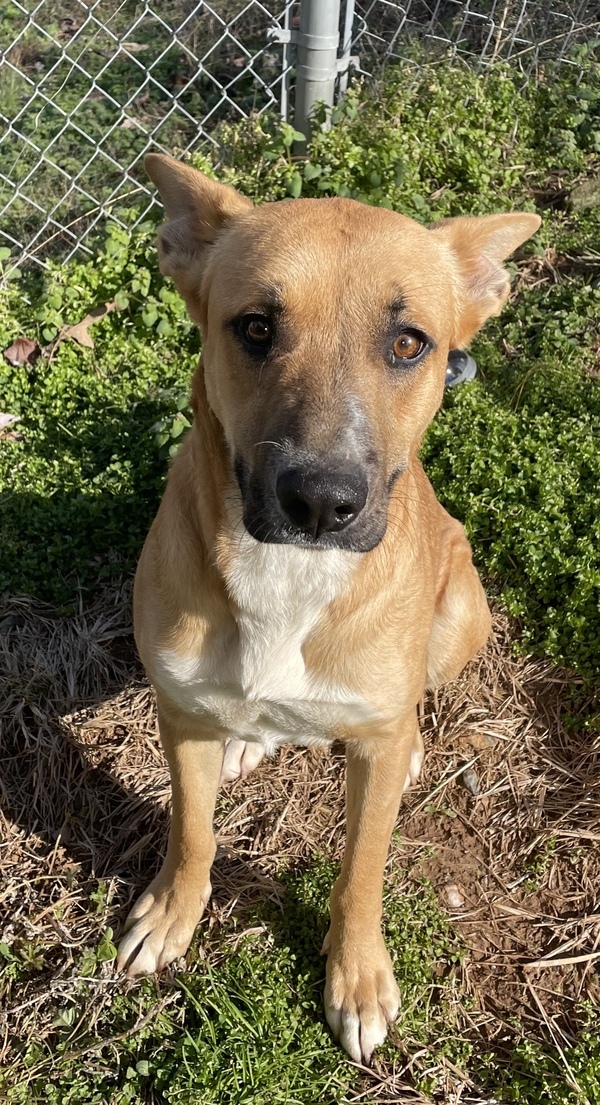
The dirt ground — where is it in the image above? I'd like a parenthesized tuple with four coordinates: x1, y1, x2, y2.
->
(1, 586, 599, 1101)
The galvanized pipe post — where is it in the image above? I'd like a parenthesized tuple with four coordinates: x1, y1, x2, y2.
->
(293, 0, 341, 143)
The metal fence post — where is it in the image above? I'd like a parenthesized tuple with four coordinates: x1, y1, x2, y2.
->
(338, 0, 357, 98)
(293, 0, 341, 142)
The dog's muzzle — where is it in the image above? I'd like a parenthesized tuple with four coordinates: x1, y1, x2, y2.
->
(237, 448, 389, 552)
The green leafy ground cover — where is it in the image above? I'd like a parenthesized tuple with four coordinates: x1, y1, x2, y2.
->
(4, 847, 600, 1103)
(1, 862, 471, 1104)
(1, 57, 600, 1103)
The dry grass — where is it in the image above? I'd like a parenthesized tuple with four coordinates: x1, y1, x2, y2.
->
(0, 586, 599, 1100)
(405, 622, 600, 1098)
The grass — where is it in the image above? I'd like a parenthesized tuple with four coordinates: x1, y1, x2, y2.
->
(1, 52, 600, 1104)
(0, 856, 466, 1104)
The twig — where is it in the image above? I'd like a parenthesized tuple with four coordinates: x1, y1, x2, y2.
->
(526, 950, 600, 969)
(510, 21, 600, 59)
(409, 754, 483, 816)
(525, 980, 589, 1103)
(11, 186, 147, 268)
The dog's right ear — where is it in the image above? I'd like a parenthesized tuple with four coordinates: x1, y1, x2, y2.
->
(145, 153, 253, 313)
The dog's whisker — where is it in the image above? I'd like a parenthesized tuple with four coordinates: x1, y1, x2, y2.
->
(253, 440, 284, 451)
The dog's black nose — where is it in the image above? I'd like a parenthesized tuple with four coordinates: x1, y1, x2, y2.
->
(276, 465, 368, 538)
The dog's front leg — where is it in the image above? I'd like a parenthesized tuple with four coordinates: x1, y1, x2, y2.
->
(324, 713, 419, 1064)
(117, 693, 223, 977)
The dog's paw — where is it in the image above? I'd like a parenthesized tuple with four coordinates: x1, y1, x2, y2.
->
(220, 739, 265, 784)
(324, 932, 400, 1064)
(117, 874, 210, 977)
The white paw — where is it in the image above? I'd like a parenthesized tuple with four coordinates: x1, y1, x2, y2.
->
(324, 933, 400, 1064)
(220, 739, 265, 784)
(117, 875, 210, 977)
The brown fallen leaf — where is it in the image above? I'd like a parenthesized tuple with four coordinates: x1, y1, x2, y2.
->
(61, 302, 117, 349)
(3, 336, 41, 366)
(60, 17, 80, 35)
(570, 172, 600, 213)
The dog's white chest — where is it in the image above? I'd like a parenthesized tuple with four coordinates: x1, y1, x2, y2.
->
(154, 538, 376, 750)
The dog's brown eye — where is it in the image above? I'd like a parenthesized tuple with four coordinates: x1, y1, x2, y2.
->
(242, 316, 272, 346)
(392, 332, 424, 360)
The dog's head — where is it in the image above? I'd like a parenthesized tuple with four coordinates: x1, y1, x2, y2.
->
(146, 154, 540, 551)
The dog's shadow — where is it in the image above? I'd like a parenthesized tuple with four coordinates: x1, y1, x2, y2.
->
(1, 687, 330, 1032)
(2, 675, 166, 904)
(0, 595, 287, 941)
(1, 708, 289, 921)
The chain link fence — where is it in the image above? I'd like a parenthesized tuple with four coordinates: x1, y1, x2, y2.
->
(1, 0, 598, 272)
(0, 1, 296, 269)
(351, 1, 598, 75)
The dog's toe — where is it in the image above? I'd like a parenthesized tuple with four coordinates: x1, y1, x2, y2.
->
(220, 739, 265, 784)
(339, 1005, 389, 1065)
(339, 1009, 362, 1064)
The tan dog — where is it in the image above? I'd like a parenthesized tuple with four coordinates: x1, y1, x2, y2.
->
(116, 154, 540, 1063)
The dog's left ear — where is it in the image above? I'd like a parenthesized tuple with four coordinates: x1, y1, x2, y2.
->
(145, 153, 253, 314)
(431, 212, 541, 346)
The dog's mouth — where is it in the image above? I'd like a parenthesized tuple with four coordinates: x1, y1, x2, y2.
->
(234, 453, 397, 553)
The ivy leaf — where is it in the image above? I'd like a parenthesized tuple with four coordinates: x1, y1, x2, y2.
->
(96, 927, 118, 962)
(287, 172, 303, 199)
(303, 162, 322, 181)
(142, 303, 159, 328)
